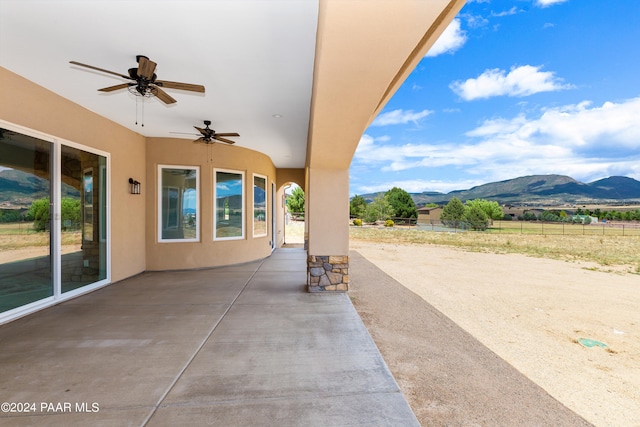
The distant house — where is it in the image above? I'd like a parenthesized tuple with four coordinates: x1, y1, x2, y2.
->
(502, 207, 526, 220)
(417, 206, 443, 224)
(502, 207, 546, 220)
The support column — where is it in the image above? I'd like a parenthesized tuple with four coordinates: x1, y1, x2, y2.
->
(306, 168, 349, 292)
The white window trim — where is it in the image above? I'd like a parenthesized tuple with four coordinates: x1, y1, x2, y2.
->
(252, 173, 268, 238)
(157, 164, 200, 243)
(214, 168, 245, 241)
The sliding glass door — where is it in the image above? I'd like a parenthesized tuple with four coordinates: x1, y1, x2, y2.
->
(0, 124, 109, 320)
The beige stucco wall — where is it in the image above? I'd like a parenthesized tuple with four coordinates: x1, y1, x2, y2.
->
(0, 67, 146, 282)
(145, 137, 276, 270)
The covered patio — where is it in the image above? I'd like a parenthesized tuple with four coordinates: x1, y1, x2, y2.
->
(0, 248, 419, 426)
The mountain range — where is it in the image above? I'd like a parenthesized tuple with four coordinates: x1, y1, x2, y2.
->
(359, 175, 640, 206)
(0, 168, 80, 208)
(3, 169, 640, 209)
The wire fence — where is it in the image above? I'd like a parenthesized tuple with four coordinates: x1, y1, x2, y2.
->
(414, 220, 640, 236)
(491, 220, 640, 236)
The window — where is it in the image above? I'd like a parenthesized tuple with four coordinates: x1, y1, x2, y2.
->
(158, 165, 199, 242)
(253, 174, 267, 237)
(214, 169, 244, 240)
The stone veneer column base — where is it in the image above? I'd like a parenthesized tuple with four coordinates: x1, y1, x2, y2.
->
(307, 255, 349, 292)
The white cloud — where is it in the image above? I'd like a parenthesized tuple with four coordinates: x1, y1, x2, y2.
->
(535, 0, 568, 7)
(370, 109, 433, 126)
(491, 7, 519, 17)
(425, 19, 467, 57)
(467, 98, 640, 148)
(353, 98, 640, 191)
(450, 65, 573, 100)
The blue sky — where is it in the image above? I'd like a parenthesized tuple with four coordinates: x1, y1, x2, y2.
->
(350, 0, 640, 196)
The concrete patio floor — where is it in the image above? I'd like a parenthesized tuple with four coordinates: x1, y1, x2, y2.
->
(0, 248, 419, 427)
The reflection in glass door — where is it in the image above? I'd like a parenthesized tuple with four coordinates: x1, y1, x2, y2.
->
(0, 124, 109, 321)
(0, 129, 53, 313)
(60, 145, 107, 293)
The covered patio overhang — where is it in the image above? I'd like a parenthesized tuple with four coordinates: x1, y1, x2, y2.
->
(0, 0, 464, 323)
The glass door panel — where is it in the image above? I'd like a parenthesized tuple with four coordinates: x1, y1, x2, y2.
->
(0, 129, 53, 313)
(61, 146, 107, 293)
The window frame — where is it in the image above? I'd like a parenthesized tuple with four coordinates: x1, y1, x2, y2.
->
(157, 164, 200, 243)
(252, 173, 268, 238)
(213, 168, 245, 241)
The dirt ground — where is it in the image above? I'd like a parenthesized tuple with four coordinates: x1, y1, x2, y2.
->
(349, 240, 639, 427)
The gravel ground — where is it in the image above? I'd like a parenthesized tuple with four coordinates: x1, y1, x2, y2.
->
(349, 241, 639, 427)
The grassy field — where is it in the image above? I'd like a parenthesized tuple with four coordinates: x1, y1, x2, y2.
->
(0, 222, 80, 251)
(349, 225, 640, 273)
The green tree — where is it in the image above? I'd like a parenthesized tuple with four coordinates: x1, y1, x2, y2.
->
(465, 199, 503, 222)
(26, 197, 50, 231)
(363, 195, 395, 223)
(349, 195, 367, 219)
(0, 209, 22, 223)
(463, 204, 489, 231)
(441, 197, 465, 227)
(286, 187, 305, 215)
(61, 198, 81, 230)
(26, 197, 81, 231)
(384, 187, 417, 219)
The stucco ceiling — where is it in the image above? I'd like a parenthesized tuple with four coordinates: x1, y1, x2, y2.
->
(0, 0, 318, 168)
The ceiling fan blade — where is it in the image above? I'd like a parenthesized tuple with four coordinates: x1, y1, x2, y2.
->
(98, 83, 131, 92)
(151, 86, 177, 104)
(156, 80, 205, 93)
(215, 132, 240, 137)
(193, 126, 207, 136)
(137, 56, 157, 80)
(170, 131, 199, 136)
(213, 136, 236, 145)
(70, 61, 131, 80)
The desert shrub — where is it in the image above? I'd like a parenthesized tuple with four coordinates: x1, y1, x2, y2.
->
(384, 219, 394, 227)
(352, 218, 363, 226)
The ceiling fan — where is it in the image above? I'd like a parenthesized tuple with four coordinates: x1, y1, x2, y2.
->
(69, 55, 205, 104)
(174, 120, 240, 145)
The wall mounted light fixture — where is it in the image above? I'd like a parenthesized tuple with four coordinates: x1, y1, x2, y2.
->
(129, 178, 141, 194)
